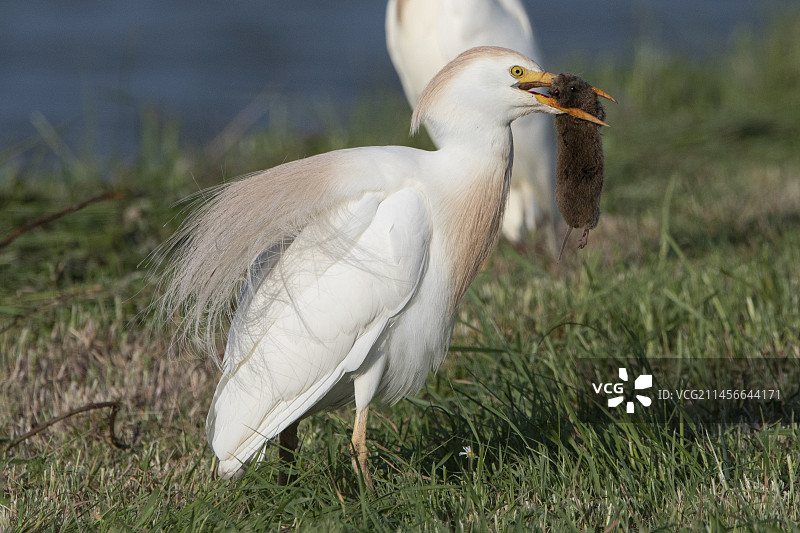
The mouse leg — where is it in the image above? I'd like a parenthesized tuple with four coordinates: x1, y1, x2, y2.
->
(577, 229, 590, 249)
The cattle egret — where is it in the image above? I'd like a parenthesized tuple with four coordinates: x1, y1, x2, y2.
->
(386, 0, 558, 249)
(159, 47, 610, 489)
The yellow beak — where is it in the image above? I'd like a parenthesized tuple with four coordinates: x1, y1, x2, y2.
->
(515, 71, 615, 127)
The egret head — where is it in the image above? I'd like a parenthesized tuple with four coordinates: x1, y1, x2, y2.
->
(411, 46, 612, 140)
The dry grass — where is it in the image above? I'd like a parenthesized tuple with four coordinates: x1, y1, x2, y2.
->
(1, 311, 220, 527)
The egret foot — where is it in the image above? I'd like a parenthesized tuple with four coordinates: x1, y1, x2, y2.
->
(351, 408, 374, 491)
(278, 420, 299, 486)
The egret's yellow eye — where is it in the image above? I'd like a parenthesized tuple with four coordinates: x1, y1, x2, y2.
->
(510, 66, 525, 78)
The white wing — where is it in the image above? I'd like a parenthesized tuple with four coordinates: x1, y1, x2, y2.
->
(438, 0, 535, 59)
(207, 188, 432, 477)
(386, 0, 450, 105)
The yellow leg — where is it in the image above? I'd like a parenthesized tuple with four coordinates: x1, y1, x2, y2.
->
(351, 407, 374, 491)
(278, 420, 299, 486)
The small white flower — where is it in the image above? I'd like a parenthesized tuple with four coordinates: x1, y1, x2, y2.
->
(459, 446, 476, 459)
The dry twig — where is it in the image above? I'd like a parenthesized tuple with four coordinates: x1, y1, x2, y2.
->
(5, 400, 139, 451)
(0, 191, 124, 250)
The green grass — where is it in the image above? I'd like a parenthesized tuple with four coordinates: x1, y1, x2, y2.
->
(2, 15, 800, 531)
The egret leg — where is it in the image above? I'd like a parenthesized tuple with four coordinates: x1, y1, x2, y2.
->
(351, 408, 374, 491)
(278, 420, 299, 486)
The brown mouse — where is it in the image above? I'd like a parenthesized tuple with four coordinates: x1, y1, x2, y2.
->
(550, 73, 608, 262)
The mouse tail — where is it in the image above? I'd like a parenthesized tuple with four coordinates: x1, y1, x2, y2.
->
(557, 226, 573, 264)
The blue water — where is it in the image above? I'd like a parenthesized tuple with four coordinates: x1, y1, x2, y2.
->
(1, 0, 793, 157)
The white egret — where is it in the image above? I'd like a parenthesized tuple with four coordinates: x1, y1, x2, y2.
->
(386, 0, 558, 249)
(159, 47, 609, 489)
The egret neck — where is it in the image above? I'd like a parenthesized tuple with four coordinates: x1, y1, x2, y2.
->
(432, 128, 514, 311)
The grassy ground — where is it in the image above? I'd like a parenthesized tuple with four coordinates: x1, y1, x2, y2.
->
(2, 15, 800, 531)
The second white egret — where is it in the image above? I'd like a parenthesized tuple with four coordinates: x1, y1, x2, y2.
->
(386, 0, 558, 249)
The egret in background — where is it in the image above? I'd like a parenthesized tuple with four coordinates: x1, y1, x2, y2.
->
(386, 0, 559, 250)
(159, 47, 610, 489)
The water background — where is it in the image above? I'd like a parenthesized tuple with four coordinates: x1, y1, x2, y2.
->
(1, 1, 794, 157)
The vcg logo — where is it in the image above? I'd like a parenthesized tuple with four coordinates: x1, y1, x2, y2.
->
(592, 368, 653, 413)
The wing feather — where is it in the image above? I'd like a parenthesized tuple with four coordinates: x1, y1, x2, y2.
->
(208, 188, 431, 477)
